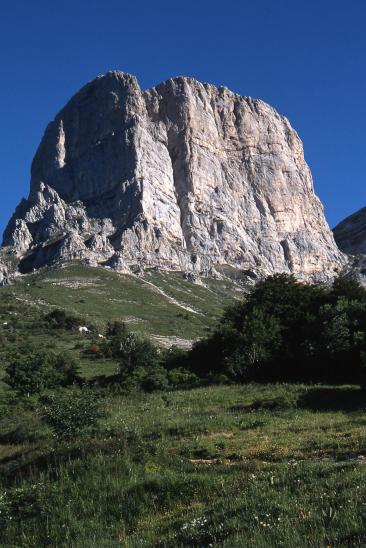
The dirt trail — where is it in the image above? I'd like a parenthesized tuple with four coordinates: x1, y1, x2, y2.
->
(137, 277, 203, 315)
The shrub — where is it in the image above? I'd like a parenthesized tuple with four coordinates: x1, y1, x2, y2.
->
(119, 334, 160, 373)
(44, 309, 81, 330)
(106, 321, 128, 338)
(102, 324, 198, 392)
(101, 323, 161, 379)
(140, 366, 170, 392)
(167, 367, 200, 389)
(162, 346, 190, 370)
(44, 309, 95, 332)
(40, 388, 103, 440)
(4, 349, 81, 397)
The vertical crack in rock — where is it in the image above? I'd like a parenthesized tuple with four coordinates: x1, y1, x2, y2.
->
(165, 129, 193, 253)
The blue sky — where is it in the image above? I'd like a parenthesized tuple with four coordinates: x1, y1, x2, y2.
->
(0, 0, 365, 237)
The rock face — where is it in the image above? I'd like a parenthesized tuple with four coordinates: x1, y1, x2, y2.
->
(3, 71, 345, 279)
(333, 208, 366, 284)
(333, 208, 366, 255)
(0, 263, 8, 286)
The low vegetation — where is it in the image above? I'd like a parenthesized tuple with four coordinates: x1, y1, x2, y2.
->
(1, 385, 366, 546)
(0, 263, 242, 342)
(1, 266, 366, 545)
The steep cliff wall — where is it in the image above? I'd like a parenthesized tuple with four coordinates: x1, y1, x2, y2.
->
(3, 71, 345, 279)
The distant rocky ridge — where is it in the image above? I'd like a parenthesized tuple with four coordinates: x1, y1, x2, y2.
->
(333, 207, 366, 255)
(2, 71, 346, 282)
(333, 208, 366, 283)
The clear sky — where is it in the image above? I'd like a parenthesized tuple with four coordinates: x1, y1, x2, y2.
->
(0, 0, 365, 237)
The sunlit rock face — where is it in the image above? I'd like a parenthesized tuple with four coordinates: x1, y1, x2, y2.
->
(3, 71, 346, 279)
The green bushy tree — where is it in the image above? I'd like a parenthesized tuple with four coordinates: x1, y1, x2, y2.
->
(101, 322, 166, 390)
(188, 274, 366, 384)
(4, 349, 81, 397)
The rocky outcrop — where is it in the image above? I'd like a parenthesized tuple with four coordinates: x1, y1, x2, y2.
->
(333, 207, 366, 255)
(0, 250, 19, 285)
(3, 71, 346, 280)
(333, 208, 366, 284)
(0, 263, 8, 286)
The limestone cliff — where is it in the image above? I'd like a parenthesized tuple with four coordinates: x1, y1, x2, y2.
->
(3, 71, 345, 280)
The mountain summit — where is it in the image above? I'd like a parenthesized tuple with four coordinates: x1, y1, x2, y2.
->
(3, 71, 345, 280)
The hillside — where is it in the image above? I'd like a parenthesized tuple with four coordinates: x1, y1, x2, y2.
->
(1, 265, 366, 546)
(0, 263, 243, 386)
(0, 263, 242, 337)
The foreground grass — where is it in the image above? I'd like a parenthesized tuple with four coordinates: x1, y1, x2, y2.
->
(1, 384, 366, 546)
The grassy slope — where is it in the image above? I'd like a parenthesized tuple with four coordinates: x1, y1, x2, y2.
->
(0, 262, 243, 386)
(0, 263, 242, 340)
(1, 384, 366, 546)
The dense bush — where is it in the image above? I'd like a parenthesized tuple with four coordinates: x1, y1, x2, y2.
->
(44, 309, 92, 331)
(188, 274, 366, 384)
(4, 349, 81, 396)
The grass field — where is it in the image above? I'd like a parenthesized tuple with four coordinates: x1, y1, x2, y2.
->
(1, 383, 366, 546)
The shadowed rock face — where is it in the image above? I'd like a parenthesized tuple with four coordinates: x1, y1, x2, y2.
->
(333, 207, 366, 255)
(3, 71, 346, 279)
